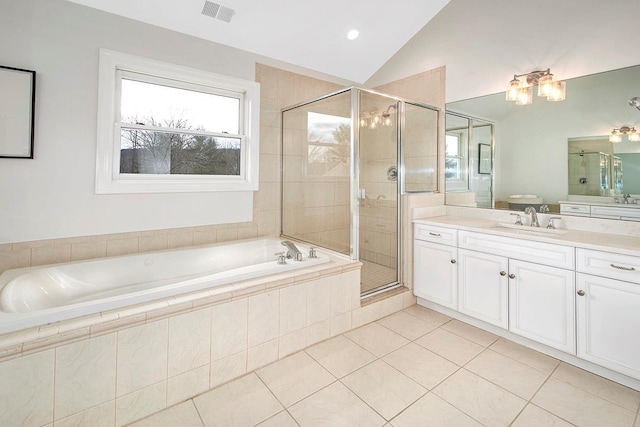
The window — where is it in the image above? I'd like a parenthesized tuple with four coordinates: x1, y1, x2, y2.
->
(445, 132, 469, 190)
(95, 49, 260, 193)
(306, 112, 351, 178)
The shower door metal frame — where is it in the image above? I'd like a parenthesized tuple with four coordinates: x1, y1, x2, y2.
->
(280, 87, 440, 296)
(445, 110, 495, 208)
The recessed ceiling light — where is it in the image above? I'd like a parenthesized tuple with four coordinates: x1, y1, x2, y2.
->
(346, 29, 359, 40)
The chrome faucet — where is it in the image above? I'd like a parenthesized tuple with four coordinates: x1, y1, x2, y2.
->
(624, 193, 631, 204)
(281, 241, 303, 261)
(524, 206, 540, 227)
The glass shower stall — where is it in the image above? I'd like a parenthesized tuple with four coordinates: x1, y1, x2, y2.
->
(281, 88, 439, 296)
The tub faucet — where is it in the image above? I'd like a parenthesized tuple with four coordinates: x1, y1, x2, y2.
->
(281, 241, 303, 261)
(524, 206, 540, 227)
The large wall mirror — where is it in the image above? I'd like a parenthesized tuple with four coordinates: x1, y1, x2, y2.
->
(445, 64, 640, 219)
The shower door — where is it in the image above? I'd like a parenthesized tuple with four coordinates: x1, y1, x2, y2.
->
(281, 91, 351, 255)
(357, 91, 400, 294)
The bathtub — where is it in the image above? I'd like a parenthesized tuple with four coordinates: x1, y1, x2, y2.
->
(0, 238, 329, 334)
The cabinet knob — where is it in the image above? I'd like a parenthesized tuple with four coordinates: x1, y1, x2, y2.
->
(499, 271, 507, 276)
(508, 274, 516, 279)
(450, 259, 457, 264)
(577, 290, 586, 296)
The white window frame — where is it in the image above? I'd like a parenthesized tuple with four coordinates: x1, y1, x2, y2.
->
(445, 132, 469, 191)
(95, 49, 260, 194)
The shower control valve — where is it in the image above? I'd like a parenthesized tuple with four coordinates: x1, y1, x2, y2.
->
(275, 252, 287, 265)
(308, 247, 318, 259)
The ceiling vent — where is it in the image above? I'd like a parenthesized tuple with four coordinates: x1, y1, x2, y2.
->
(202, 1, 236, 23)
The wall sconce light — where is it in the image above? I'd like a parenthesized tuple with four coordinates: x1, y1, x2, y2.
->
(360, 105, 396, 129)
(610, 126, 640, 143)
(506, 69, 566, 105)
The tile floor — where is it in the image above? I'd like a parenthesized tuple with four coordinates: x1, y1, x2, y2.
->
(361, 260, 397, 293)
(129, 305, 640, 427)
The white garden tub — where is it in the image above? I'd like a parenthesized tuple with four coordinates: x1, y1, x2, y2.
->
(0, 238, 328, 333)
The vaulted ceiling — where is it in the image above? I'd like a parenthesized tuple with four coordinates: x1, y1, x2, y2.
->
(66, 0, 451, 83)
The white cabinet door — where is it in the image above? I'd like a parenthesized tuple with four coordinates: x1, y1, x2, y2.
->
(576, 273, 640, 380)
(413, 240, 458, 309)
(509, 260, 576, 353)
(458, 249, 508, 329)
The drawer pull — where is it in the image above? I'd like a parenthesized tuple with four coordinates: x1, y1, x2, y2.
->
(577, 290, 585, 296)
(609, 263, 635, 271)
(499, 271, 507, 276)
(508, 273, 516, 279)
(429, 232, 441, 237)
(450, 259, 457, 264)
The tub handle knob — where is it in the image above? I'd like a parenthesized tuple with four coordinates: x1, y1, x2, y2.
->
(275, 252, 287, 265)
(309, 247, 318, 259)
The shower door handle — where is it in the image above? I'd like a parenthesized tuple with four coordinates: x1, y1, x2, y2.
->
(358, 188, 366, 199)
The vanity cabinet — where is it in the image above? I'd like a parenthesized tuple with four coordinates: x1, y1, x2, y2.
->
(508, 260, 575, 353)
(458, 249, 508, 328)
(457, 233, 576, 353)
(413, 220, 640, 384)
(413, 224, 458, 309)
(576, 249, 640, 379)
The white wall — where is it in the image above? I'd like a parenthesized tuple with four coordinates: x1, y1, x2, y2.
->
(0, 0, 350, 244)
(366, 0, 640, 102)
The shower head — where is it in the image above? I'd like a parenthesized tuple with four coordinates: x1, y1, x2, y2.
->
(629, 97, 640, 110)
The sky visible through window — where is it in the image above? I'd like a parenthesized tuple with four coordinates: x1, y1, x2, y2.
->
(120, 79, 240, 134)
(307, 112, 350, 143)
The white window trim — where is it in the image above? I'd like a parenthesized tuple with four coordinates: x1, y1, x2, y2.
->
(95, 49, 260, 194)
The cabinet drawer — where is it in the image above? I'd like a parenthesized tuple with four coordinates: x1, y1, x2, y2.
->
(591, 205, 640, 220)
(577, 248, 640, 284)
(414, 224, 457, 246)
(459, 230, 574, 269)
(560, 204, 590, 216)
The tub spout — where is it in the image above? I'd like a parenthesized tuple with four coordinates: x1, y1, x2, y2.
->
(281, 241, 303, 261)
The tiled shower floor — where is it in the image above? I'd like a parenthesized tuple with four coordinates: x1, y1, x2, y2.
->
(129, 305, 640, 427)
(361, 260, 397, 293)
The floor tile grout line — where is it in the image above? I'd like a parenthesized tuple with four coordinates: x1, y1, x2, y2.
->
(486, 338, 561, 376)
(335, 375, 407, 424)
(252, 364, 324, 412)
(189, 399, 207, 427)
(546, 363, 640, 415)
(440, 320, 501, 348)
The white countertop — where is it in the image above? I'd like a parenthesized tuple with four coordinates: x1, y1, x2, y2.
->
(414, 215, 640, 257)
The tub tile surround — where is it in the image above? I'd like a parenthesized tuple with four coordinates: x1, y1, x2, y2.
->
(127, 304, 640, 427)
(0, 256, 420, 427)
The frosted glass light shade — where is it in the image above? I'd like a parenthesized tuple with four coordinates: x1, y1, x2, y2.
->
(516, 86, 533, 105)
(547, 80, 566, 101)
(538, 74, 554, 97)
(610, 131, 622, 143)
(629, 129, 640, 142)
(506, 79, 522, 101)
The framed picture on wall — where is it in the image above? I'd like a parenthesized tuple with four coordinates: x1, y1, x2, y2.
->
(0, 65, 36, 159)
(479, 143, 491, 174)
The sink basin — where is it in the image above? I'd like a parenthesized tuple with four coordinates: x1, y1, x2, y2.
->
(493, 223, 568, 235)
